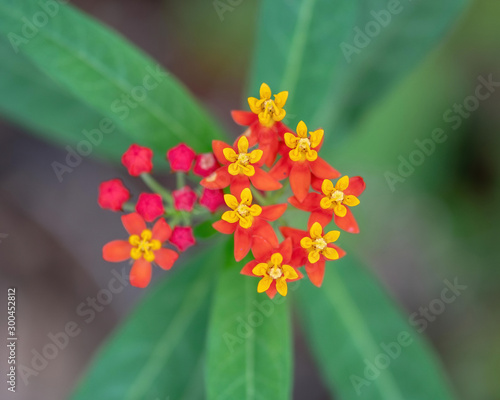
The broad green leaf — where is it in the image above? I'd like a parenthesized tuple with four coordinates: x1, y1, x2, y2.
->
(296, 256, 456, 400)
(71, 243, 225, 400)
(250, 0, 469, 141)
(0, 39, 128, 163)
(205, 252, 292, 400)
(0, 0, 226, 159)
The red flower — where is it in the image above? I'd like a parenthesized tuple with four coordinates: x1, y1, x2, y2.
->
(290, 176, 365, 233)
(170, 226, 196, 252)
(98, 179, 130, 211)
(102, 213, 178, 288)
(241, 237, 302, 299)
(193, 152, 219, 177)
(173, 186, 197, 212)
(167, 143, 196, 172)
(280, 222, 345, 287)
(121, 144, 153, 176)
(199, 188, 225, 213)
(136, 193, 165, 222)
(231, 111, 290, 167)
(201, 136, 281, 196)
(269, 121, 340, 202)
(212, 188, 287, 261)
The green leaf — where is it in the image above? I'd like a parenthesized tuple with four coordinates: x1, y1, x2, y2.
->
(71, 243, 225, 400)
(205, 253, 292, 400)
(0, 39, 129, 162)
(0, 0, 226, 159)
(250, 0, 469, 139)
(296, 256, 456, 400)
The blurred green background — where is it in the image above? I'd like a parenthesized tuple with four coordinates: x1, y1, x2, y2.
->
(0, 0, 499, 399)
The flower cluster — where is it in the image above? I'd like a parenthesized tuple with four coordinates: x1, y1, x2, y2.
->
(98, 82, 365, 296)
(98, 143, 225, 287)
(204, 83, 365, 298)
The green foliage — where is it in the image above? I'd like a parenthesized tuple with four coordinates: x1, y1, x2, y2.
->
(296, 256, 455, 400)
(205, 255, 292, 400)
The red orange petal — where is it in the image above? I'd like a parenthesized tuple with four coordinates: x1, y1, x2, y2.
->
(308, 209, 334, 230)
(130, 259, 152, 288)
(102, 240, 132, 262)
(121, 213, 146, 236)
(278, 237, 293, 263)
(154, 248, 179, 270)
(213, 220, 237, 234)
(212, 140, 232, 165)
(250, 168, 282, 191)
(234, 227, 252, 262)
(269, 157, 290, 181)
(251, 236, 274, 261)
(241, 260, 259, 276)
(152, 218, 172, 242)
(231, 110, 257, 126)
(305, 259, 326, 287)
(310, 157, 340, 180)
(289, 163, 311, 203)
(334, 207, 359, 234)
(260, 204, 287, 221)
(344, 176, 366, 197)
(252, 220, 278, 247)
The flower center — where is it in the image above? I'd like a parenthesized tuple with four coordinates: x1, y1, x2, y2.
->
(330, 190, 344, 203)
(129, 229, 161, 261)
(237, 152, 250, 165)
(313, 238, 327, 251)
(268, 264, 283, 280)
(263, 99, 275, 113)
(297, 137, 311, 152)
(236, 204, 250, 217)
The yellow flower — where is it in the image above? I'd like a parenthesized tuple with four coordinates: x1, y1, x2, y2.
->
(252, 252, 298, 296)
(320, 176, 360, 217)
(284, 121, 323, 162)
(300, 222, 340, 264)
(129, 229, 161, 262)
(221, 188, 262, 229)
(223, 136, 263, 177)
(248, 83, 288, 127)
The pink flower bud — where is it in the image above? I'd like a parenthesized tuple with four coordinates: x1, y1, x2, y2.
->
(166, 143, 196, 172)
(193, 153, 218, 177)
(169, 226, 196, 252)
(173, 186, 197, 212)
(122, 144, 153, 176)
(98, 179, 130, 211)
(135, 193, 164, 222)
(199, 188, 225, 213)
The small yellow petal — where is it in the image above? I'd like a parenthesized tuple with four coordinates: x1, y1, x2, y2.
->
(222, 210, 239, 223)
(141, 229, 152, 240)
(249, 149, 263, 164)
(237, 136, 249, 153)
(240, 188, 253, 205)
(257, 276, 273, 293)
(344, 195, 360, 207)
(336, 176, 349, 191)
(334, 203, 347, 217)
(150, 240, 161, 251)
(323, 230, 340, 243)
(276, 278, 288, 297)
(321, 179, 334, 195)
(228, 162, 240, 176)
(308, 250, 320, 264)
(224, 194, 239, 210)
(239, 216, 253, 229)
(241, 164, 255, 177)
(270, 252, 283, 266)
(300, 237, 313, 249)
(252, 263, 268, 276)
(323, 247, 339, 260)
(130, 247, 142, 260)
(274, 91, 288, 107)
(129, 234, 140, 246)
(309, 129, 324, 148)
(143, 250, 155, 262)
(305, 149, 318, 162)
(289, 148, 302, 162)
(282, 265, 298, 280)
(259, 83, 271, 99)
(248, 97, 260, 114)
(284, 132, 298, 149)
(272, 107, 286, 121)
(320, 197, 333, 210)
(249, 204, 262, 216)
(309, 222, 323, 239)
(258, 112, 273, 127)
(296, 121, 308, 138)
(223, 148, 238, 162)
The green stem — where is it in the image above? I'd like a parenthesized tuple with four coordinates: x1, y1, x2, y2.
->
(176, 172, 186, 188)
(122, 202, 135, 212)
(140, 173, 173, 205)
